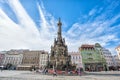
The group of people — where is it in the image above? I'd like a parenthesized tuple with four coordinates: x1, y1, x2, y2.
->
(36, 68, 57, 76)
(53, 68, 82, 76)
(35, 67, 82, 76)
(53, 69, 57, 77)
(36, 68, 48, 75)
(75, 68, 82, 76)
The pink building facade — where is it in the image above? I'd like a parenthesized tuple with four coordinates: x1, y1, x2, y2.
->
(0, 53, 5, 66)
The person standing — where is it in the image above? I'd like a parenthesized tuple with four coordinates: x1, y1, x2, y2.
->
(53, 69, 57, 77)
(78, 68, 81, 76)
(1, 65, 4, 72)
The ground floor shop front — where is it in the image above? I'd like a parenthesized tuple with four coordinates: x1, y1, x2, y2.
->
(84, 63, 107, 71)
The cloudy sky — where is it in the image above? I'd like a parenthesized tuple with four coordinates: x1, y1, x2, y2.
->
(0, 0, 120, 55)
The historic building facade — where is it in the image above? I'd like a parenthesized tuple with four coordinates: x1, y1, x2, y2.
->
(115, 45, 120, 60)
(102, 48, 115, 70)
(69, 52, 83, 68)
(3, 50, 23, 69)
(17, 50, 48, 70)
(0, 51, 7, 66)
(113, 55, 120, 70)
(79, 43, 107, 71)
(49, 18, 75, 70)
(39, 51, 49, 68)
(0, 53, 5, 66)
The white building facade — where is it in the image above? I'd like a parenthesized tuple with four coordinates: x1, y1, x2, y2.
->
(3, 50, 23, 68)
(113, 55, 120, 70)
(115, 45, 120, 60)
(102, 48, 114, 70)
(39, 51, 48, 68)
(69, 52, 83, 68)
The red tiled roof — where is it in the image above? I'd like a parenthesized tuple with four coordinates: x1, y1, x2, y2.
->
(80, 44, 94, 50)
(81, 44, 94, 48)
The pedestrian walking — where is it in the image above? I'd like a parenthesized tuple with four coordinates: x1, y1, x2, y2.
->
(53, 70, 57, 77)
(78, 68, 81, 76)
(44, 69, 48, 75)
(1, 66, 4, 72)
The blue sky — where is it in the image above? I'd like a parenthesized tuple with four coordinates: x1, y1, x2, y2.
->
(0, 0, 120, 55)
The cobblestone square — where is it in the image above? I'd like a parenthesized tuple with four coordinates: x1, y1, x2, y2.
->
(0, 70, 120, 80)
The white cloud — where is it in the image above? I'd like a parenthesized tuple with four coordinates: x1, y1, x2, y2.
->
(89, 9, 96, 16)
(8, 0, 40, 37)
(66, 12, 120, 54)
(0, 0, 120, 56)
(37, 2, 56, 39)
(0, 0, 56, 52)
(65, 0, 120, 54)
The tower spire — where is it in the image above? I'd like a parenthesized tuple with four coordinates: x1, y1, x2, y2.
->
(57, 18, 62, 42)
